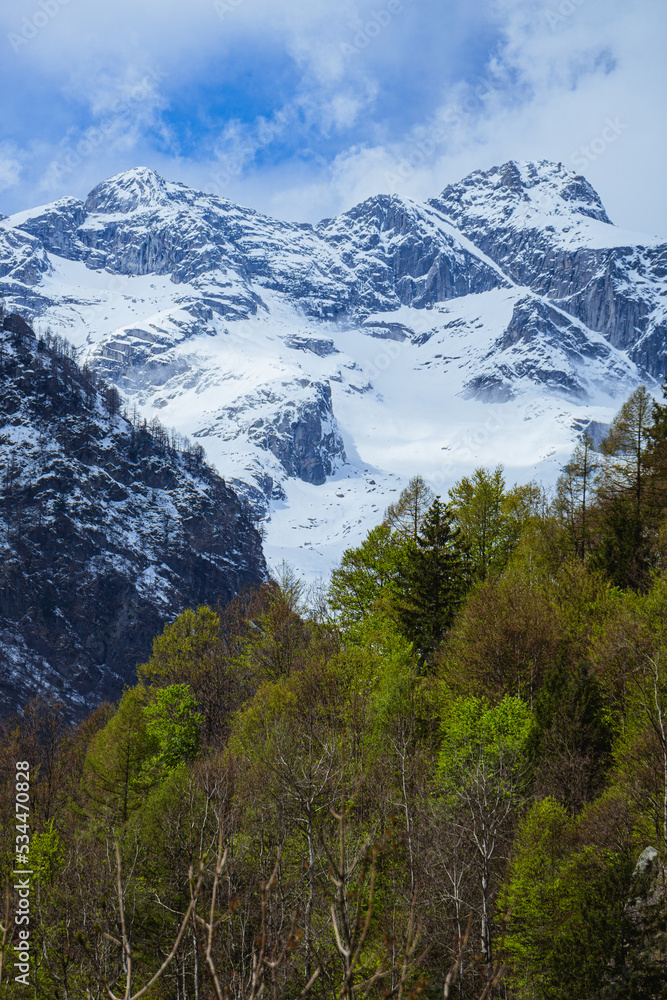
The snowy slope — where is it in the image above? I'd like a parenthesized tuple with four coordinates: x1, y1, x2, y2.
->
(1, 161, 665, 580)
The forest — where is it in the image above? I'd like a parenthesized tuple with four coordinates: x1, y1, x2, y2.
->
(2, 383, 667, 999)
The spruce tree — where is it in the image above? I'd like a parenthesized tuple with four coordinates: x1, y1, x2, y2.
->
(393, 497, 464, 662)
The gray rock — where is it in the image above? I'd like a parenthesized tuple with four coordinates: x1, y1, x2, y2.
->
(318, 194, 507, 314)
(247, 382, 346, 485)
(432, 160, 667, 377)
(463, 295, 638, 402)
(601, 846, 667, 999)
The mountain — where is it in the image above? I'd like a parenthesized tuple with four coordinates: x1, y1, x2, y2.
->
(0, 310, 266, 716)
(1, 160, 665, 577)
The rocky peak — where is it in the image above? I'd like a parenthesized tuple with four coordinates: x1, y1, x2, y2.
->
(84, 166, 170, 215)
(436, 159, 612, 227)
(15, 196, 87, 257)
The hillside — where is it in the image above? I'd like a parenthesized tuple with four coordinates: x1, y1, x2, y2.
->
(0, 309, 266, 715)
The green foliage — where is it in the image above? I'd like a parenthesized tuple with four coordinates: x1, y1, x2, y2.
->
(393, 497, 465, 663)
(448, 465, 541, 581)
(504, 798, 632, 999)
(383, 474, 435, 540)
(14, 454, 667, 1000)
(599, 385, 654, 519)
(556, 435, 600, 559)
(84, 684, 158, 824)
(143, 683, 202, 773)
(589, 496, 648, 591)
(439, 694, 534, 798)
(443, 570, 562, 702)
(139, 604, 220, 687)
(31, 820, 65, 886)
(532, 662, 614, 811)
(328, 523, 406, 632)
(592, 387, 655, 590)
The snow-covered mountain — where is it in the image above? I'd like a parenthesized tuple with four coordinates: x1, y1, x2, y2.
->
(1, 160, 665, 578)
(0, 311, 266, 715)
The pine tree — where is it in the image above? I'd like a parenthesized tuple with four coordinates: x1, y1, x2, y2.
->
(393, 497, 465, 662)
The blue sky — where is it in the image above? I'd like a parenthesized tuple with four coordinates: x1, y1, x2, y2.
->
(1, 0, 665, 234)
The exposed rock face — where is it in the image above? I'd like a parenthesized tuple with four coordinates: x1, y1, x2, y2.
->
(317, 195, 506, 313)
(246, 382, 346, 485)
(462, 296, 637, 403)
(602, 846, 667, 999)
(0, 312, 266, 717)
(431, 160, 667, 377)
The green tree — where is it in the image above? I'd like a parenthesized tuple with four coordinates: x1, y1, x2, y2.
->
(84, 686, 158, 823)
(143, 683, 203, 773)
(328, 523, 405, 632)
(448, 466, 541, 581)
(443, 571, 561, 704)
(593, 387, 654, 589)
(438, 695, 533, 976)
(599, 386, 654, 520)
(139, 605, 220, 689)
(383, 475, 435, 540)
(504, 798, 631, 1000)
(555, 435, 600, 559)
(393, 497, 465, 663)
(532, 662, 613, 812)
(139, 603, 258, 746)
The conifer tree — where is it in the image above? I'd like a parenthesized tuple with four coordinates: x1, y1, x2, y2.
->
(556, 435, 599, 559)
(592, 386, 654, 589)
(645, 380, 667, 518)
(384, 475, 435, 540)
(448, 466, 541, 581)
(598, 385, 653, 520)
(393, 497, 464, 662)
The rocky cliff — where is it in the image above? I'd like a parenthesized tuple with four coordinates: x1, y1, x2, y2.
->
(0, 310, 266, 716)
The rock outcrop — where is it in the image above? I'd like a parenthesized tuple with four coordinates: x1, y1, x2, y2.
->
(602, 846, 667, 998)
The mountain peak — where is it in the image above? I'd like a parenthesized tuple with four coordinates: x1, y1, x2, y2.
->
(438, 159, 611, 226)
(84, 166, 169, 215)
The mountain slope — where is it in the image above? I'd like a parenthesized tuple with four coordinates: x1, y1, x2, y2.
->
(0, 310, 266, 715)
(431, 160, 667, 373)
(0, 160, 664, 577)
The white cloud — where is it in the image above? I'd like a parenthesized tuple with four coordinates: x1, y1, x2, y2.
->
(0, 146, 22, 193)
(232, 0, 667, 234)
(0, 0, 664, 237)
